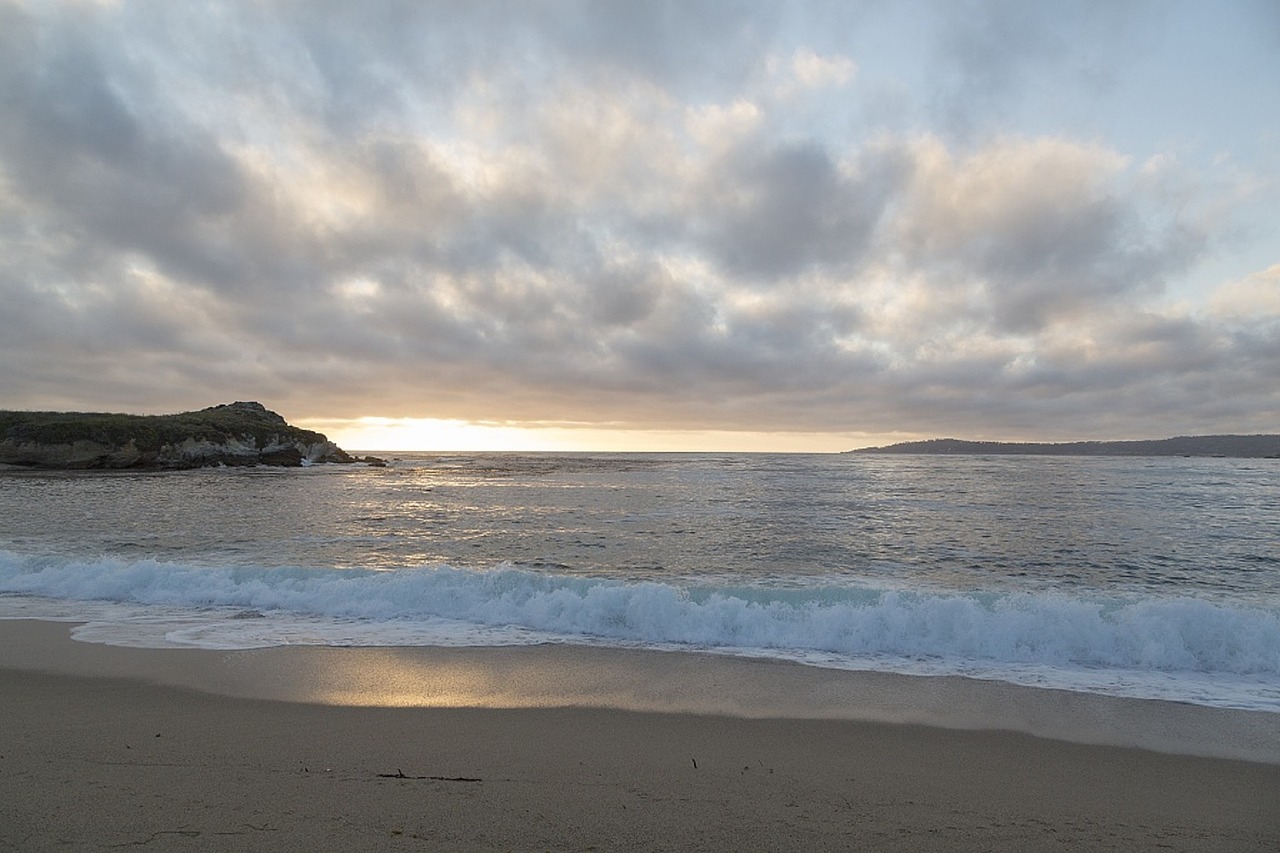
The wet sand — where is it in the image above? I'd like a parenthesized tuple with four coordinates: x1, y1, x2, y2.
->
(2, 620, 1277, 850)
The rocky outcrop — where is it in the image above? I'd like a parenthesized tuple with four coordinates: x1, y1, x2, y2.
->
(0, 402, 357, 470)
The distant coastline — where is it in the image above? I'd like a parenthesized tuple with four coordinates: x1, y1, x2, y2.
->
(849, 435, 1280, 458)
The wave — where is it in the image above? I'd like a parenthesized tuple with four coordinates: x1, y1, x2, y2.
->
(3, 550, 1278, 683)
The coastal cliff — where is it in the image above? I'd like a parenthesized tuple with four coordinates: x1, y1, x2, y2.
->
(0, 402, 355, 469)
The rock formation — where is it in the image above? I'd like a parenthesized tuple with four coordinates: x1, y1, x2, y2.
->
(0, 402, 358, 469)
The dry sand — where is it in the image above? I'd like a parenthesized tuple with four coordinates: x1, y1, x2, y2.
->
(1, 620, 1277, 851)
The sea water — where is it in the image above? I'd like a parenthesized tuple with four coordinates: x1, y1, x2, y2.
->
(1, 453, 1277, 711)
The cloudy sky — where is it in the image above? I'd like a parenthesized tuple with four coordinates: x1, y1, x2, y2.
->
(2, 1, 1277, 450)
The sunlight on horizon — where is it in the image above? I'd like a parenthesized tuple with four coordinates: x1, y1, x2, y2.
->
(298, 416, 898, 453)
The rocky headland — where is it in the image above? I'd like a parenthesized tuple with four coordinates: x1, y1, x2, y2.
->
(0, 402, 363, 470)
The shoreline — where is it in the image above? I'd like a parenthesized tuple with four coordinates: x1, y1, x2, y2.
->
(2, 621, 1278, 850)
(3, 619, 1279, 764)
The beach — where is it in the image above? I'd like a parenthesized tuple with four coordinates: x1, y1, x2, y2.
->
(2, 621, 1277, 851)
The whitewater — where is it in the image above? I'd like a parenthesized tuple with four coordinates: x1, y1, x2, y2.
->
(1, 452, 1277, 711)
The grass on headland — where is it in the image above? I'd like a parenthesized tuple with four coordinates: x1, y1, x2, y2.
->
(0, 402, 326, 452)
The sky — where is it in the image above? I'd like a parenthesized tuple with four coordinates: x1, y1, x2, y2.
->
(1, 1, 1277, 451)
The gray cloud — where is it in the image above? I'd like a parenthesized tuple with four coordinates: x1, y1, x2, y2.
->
(0, 0, 1276, 442)
(694, 141, 905, 281)
(925, 0, 1150, 139)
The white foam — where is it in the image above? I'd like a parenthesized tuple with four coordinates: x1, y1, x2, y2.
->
(2, 550, 1278, 710)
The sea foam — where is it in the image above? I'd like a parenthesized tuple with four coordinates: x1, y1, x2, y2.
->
(2, 550, 1278, 709)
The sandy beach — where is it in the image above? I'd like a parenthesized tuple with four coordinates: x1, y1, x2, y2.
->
(2, 620, 1277, 851)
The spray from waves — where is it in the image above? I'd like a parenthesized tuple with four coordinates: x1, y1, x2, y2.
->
(2, 550, 1278, 679)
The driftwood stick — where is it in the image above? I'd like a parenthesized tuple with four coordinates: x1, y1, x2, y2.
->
(376, 770, 482, 782)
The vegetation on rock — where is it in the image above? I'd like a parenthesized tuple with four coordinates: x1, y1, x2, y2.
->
(0, 402, 355, 469)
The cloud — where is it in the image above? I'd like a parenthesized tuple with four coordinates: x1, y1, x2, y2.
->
(925, 0, 1148, 138)
(691, 140, 904, 281)
(766, 48, 857, 98)
(891, 136, 1205, 332)
(0, 0, 1275, 442)
(1208, 264, 1280, 319)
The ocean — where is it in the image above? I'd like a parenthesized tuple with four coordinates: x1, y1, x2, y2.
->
(1, 452, 1277, 712)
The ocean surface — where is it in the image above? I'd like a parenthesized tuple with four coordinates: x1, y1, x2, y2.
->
(1, 452, 1278, 711)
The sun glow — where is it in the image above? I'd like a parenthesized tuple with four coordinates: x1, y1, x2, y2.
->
(308, 417, 578, 452)
(298, 416, 898, 453)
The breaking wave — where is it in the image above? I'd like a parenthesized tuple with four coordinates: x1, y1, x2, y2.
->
(4, 550, 1278, 673)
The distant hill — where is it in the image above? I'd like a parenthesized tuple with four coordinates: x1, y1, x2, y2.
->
(849, 435, 1280, 458)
